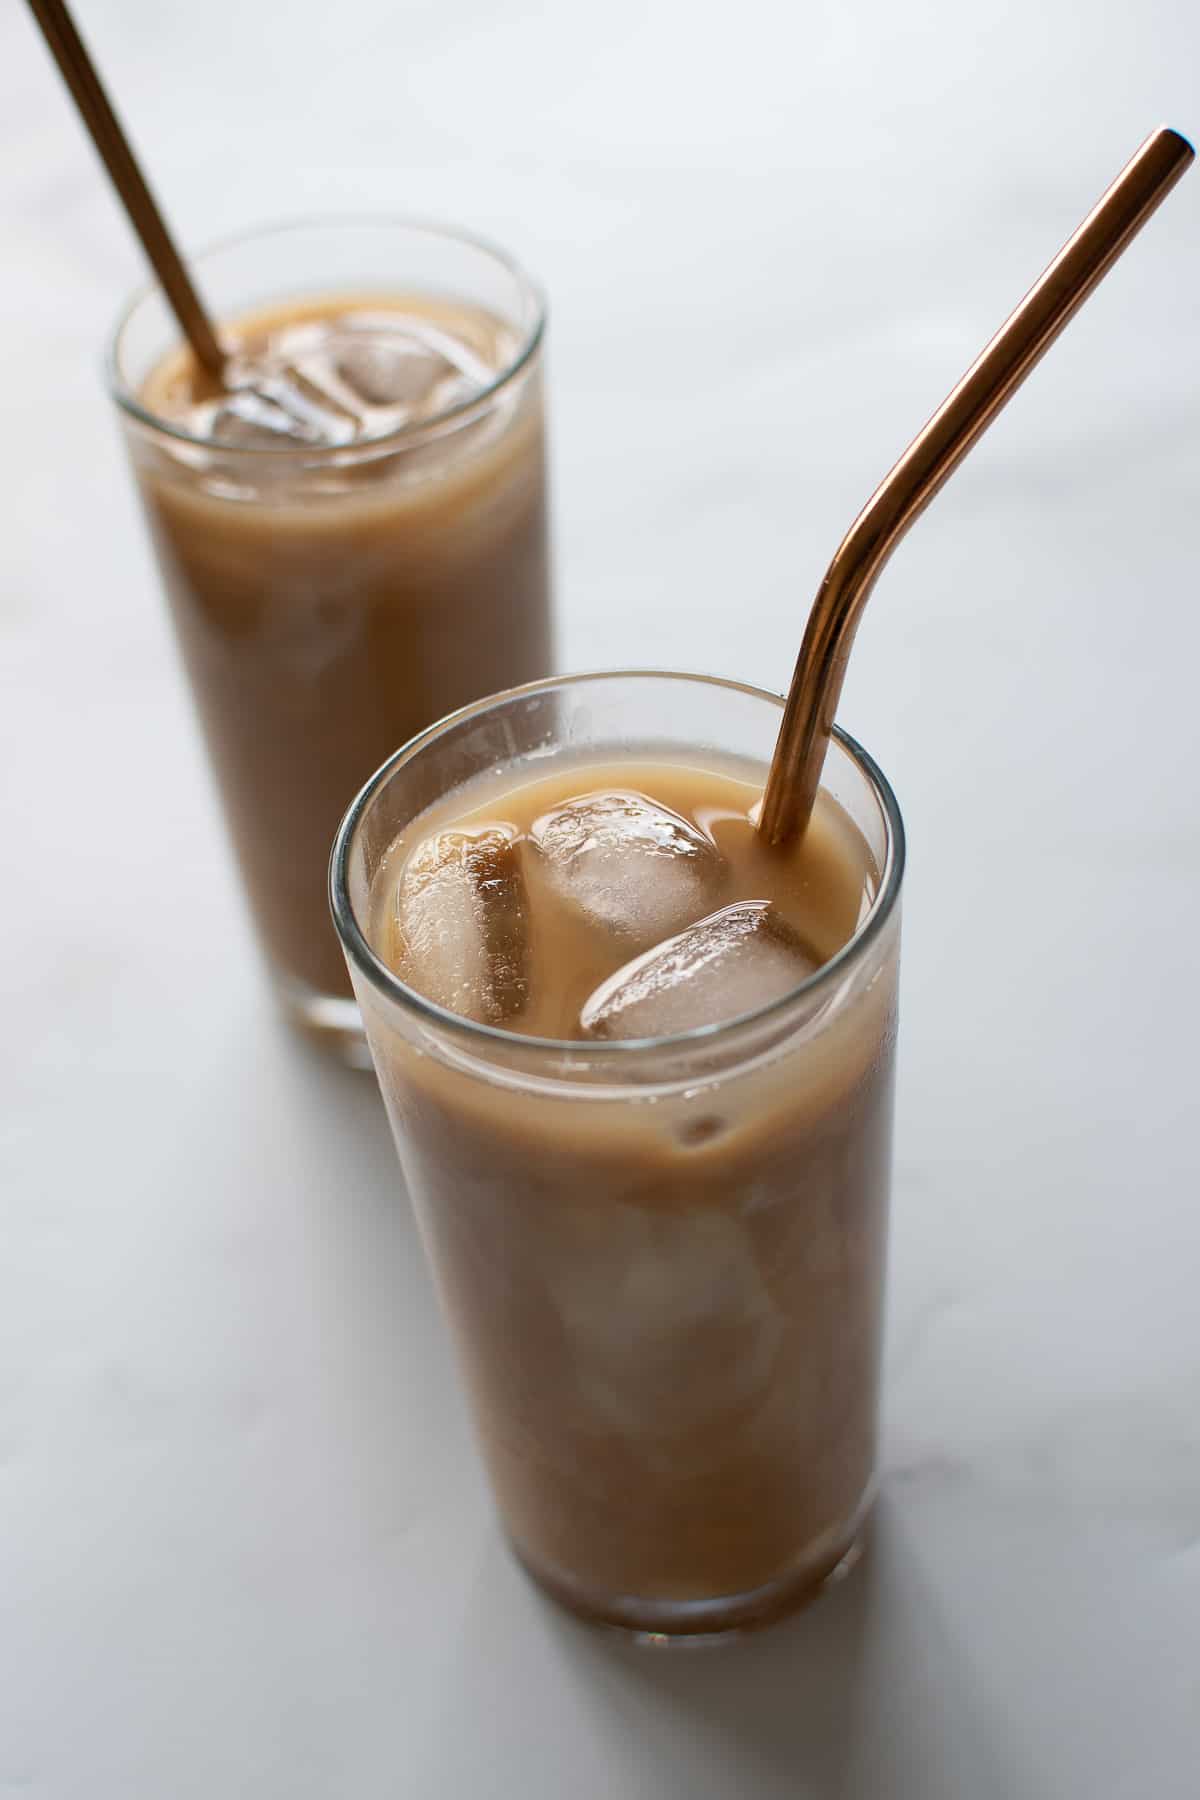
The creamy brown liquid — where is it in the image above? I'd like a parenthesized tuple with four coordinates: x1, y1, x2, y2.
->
(360, 757, 898, 1633)
(129, 293, 551, 1005)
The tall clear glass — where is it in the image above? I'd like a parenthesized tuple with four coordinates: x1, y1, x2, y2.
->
(331, 672, 904, 1638)
(109, 219, 552, 1060)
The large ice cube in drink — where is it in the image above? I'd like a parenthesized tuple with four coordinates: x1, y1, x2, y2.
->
(198, 313, 495, 452)
(393, 828, 529, 1025)
(283, 313, 491, 437)
(199, 383, 350, 450)
(580, 900, 818, 1039)
(547, 1204, 784, 1461)
(530, 790, 723, 948)
(330, 335, 468, 413)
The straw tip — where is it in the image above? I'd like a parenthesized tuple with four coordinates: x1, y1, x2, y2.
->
(1159, 124, 1195, 160)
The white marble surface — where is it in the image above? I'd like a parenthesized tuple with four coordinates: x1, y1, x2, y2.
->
(3, 2, 1200, 1794)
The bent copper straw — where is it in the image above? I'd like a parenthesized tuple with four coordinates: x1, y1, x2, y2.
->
(760, 126, 1194, 847)
(25, 0, 227, 381)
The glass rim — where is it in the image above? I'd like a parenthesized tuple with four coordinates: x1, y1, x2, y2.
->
(329, 669, 906, 1059)
(105, 213, 547, 455)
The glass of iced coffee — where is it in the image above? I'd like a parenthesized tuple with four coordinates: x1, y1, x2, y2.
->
(330, 672, 903, 1639)
(108, 220, 551, 1058)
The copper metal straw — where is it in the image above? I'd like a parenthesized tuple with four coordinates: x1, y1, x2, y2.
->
(25, 0, 227, 381)
(760, 126, 1194, 847)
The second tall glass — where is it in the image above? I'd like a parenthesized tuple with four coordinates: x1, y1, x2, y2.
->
(109, 219, 552, 1056)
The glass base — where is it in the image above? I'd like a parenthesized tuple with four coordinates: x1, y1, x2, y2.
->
(276, 973, 373, 1068)
(513, 1514, 868, 1645)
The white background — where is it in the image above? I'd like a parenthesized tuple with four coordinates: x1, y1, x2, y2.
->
(3, 2, 1199, 1794)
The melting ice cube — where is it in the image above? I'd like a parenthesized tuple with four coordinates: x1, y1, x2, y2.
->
(530, 790, 724, 949)
(394, 827, 529, 1025)
(330, 335, 467, 413)
(546, 1204, 784, 1459)
(580, 900, 818, 1039)
(197, 313, 492, 451)
(198, 383, 349, 450)
(287, 314, 490, 436)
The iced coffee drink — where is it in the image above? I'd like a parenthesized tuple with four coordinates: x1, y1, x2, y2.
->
(331, 673, 903, 1636)
(110, 222, 551, 1053)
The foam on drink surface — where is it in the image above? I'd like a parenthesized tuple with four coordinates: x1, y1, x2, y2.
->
(368, 756, 877, 1039)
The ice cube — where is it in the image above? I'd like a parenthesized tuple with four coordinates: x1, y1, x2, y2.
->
(291, 317, 489, 434)
(196, 314, 494, 453)
(546, 1204, 783, 1461)
(332, 337, 464, 412)
(530, 791, 723, 948)
(394, 827, 529, 1025)
(580, 900, 818, 1039)
(198, 384, 342, 450)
